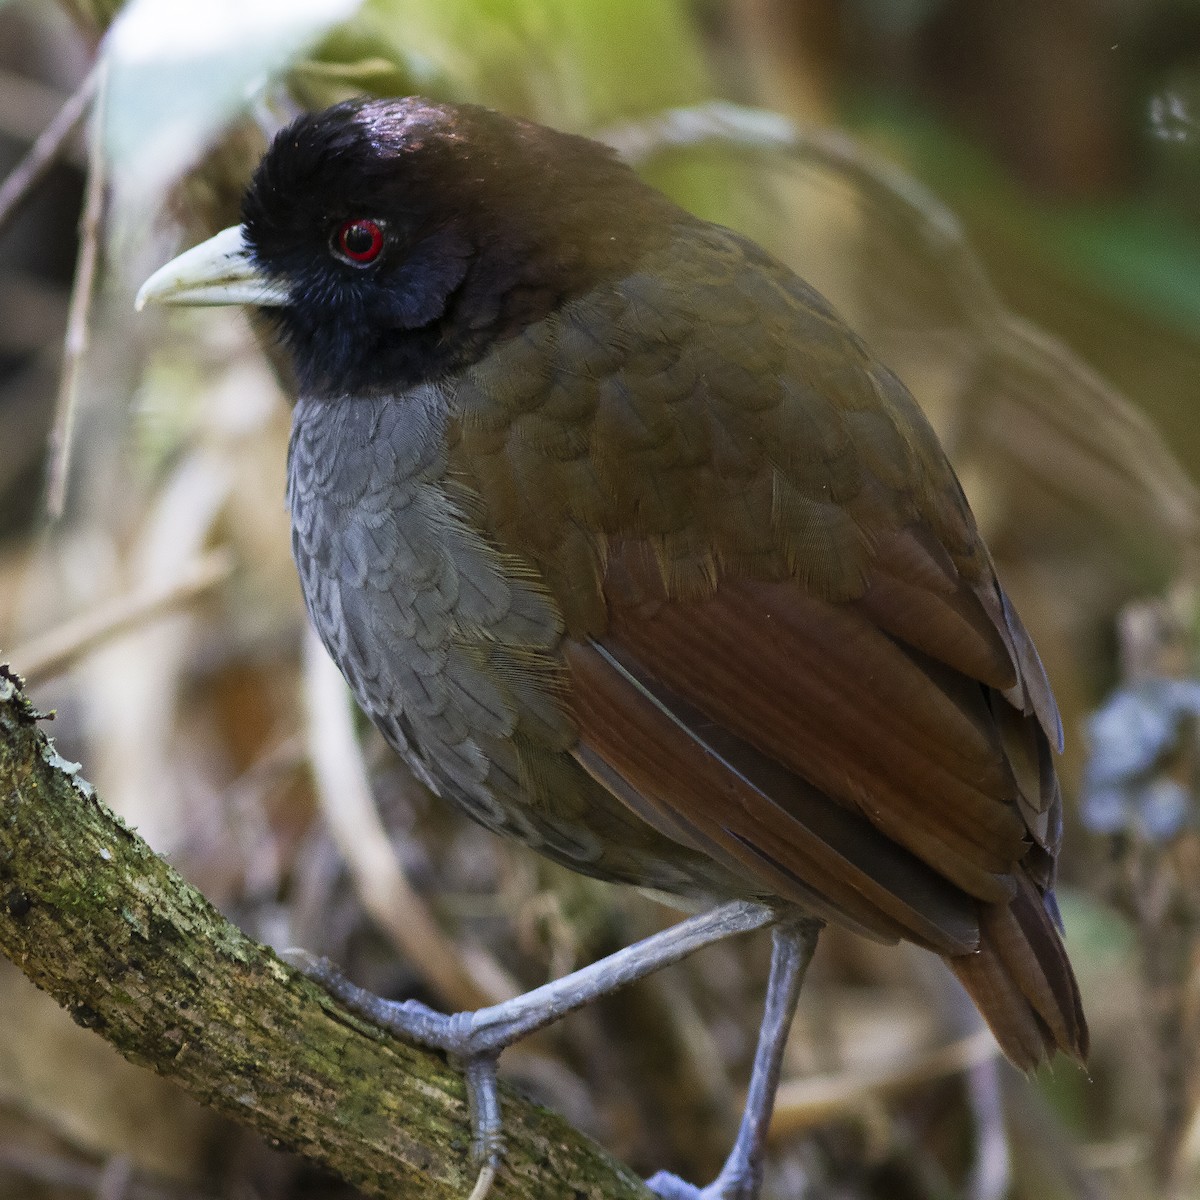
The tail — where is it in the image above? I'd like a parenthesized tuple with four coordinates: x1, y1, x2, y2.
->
(948, 873, 1088, 1070)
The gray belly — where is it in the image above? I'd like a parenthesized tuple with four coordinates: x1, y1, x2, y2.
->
(287, 386, 562, 816)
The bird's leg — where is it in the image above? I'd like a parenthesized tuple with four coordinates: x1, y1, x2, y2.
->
(291, 899, 776, 1188)
(646, 918, 822, 1200)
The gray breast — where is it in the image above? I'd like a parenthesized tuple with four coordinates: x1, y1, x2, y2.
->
(286, 386, 569, 834)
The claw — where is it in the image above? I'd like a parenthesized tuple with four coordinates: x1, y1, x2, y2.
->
(279, 946, 325, 974)
(645, 1169, 699, 1199)
(467, 1162, 498, 1200)
(456, 1055, 503, 1200)
(645, 1168, 757, 1200)
(286, 947, 509, 1192)
(463, 1055, 504, 1165)
(281, 904, 778, 1198)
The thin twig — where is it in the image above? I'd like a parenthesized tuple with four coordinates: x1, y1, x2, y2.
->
(10, 548, 233, 685)
(0, 66, 71, 143)
(46, 62, 106, 519)
(963, 1053, 1011, 1200)
(301, 627, 517, 1012)
(1127, 845, 1200, 1198)
(0, 66, 96, 236)
(96, 1155, 134, 1200)
(769, 1029, 998, 1136)
(0, 1144, 214, 1200)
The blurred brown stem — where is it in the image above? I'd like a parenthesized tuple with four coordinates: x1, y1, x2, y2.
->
(770, 1029, 998, 1134)
(1122, 844, 1200, 1198)
(0, 1143, 211, 1200)
(0, 66, 96, 235)
(0, 664, 650, 1200)
(1108, 595, 1200, 1198)
(46, 62, 106, 519)
(11, 548, 234, 685)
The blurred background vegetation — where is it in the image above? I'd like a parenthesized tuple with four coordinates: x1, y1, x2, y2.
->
(0, 0, 1198, 1197)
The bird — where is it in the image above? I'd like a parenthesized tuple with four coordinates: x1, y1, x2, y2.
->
(138, 96, 1088, 1200)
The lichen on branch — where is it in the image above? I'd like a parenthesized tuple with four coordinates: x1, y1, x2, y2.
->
(0, 663, 648, 1200)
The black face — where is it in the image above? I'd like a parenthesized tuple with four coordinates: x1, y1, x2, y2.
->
(240, 97, 680, 397)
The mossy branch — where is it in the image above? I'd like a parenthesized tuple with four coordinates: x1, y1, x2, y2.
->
(0, 664, 649, 1200)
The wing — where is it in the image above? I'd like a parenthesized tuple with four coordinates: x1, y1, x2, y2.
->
(451, 218, 1084, 1064)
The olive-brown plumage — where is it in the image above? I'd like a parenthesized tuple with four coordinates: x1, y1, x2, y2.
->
(273, 97, 1086, 1069)
(141, 95, 1086, 1195)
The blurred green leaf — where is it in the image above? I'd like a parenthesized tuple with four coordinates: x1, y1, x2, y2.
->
(290, 54, 413, 103)
(847, 89, 1200, 341)
(103, 0, 360, 193)
(1056, 886, 1135, 965)
(301, 0, 760, 248)
(314, 0, 710, 126)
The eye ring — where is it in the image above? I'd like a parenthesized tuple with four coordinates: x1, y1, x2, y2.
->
(333, 218, 385, 265)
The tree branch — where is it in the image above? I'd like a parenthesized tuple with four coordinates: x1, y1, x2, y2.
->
(0, 663, 649, 1200)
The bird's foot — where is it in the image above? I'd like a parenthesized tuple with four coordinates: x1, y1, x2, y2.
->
(645, 1162, 760, 1200)
(281, 905, 777, 1200)
(284, 950, 505, 1196)
(645, 920, 821, 1200)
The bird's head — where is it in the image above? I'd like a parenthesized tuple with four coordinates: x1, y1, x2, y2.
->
(138, 97, 675, 395)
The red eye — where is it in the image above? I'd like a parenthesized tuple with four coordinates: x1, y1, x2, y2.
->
(334, 218, 385, 265)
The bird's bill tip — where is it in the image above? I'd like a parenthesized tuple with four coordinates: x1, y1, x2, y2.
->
(136, 225, 289, 311)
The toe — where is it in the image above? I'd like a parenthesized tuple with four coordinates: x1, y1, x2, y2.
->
(645, 1170, 704, 1200)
